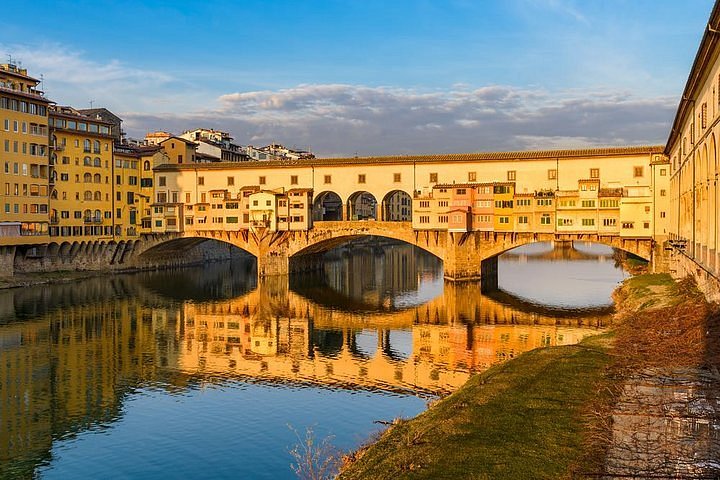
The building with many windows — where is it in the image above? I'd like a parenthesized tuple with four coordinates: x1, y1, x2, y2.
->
(48, 106, 115, 240)
(0, 62, 51, 245)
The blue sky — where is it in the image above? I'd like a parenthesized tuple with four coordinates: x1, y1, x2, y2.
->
(1, 0, 714, 156)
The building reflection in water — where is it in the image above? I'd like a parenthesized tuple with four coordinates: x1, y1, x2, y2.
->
(0, 240, 614, 477)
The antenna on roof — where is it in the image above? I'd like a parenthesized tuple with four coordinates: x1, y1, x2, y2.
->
(6, 54, 12, 64)
(89, 100, 95, 108)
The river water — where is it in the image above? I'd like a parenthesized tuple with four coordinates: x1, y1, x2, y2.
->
(0, 240, 628, 479)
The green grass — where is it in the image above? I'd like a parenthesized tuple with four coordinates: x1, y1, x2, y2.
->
(614, 273, 685, 311)
(339, 334, 612, 480)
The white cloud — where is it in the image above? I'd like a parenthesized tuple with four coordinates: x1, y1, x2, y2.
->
(125, 83, 676, 156)
(0, 43, 182, 111)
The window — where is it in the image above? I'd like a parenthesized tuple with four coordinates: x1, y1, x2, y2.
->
(198, 176, 204, 186)
(259, 176, 266, 185)
(540, 214, 551, 225)
(603, 218, 617, 227)
(158, 176, 166, 187)
(358, 174, 366, 183)
(324, 175, 331, 184)
(660, 211, 666, 218)
(518, 216, 528, 224)
(227, 176, 234, 186)
(660, 168, 667, 176)
(178, 154, 183, 163)
(394, 173, 401, 182)
(633, 166, 644, 177)
(581, 200, 595, 208)
(581, 218, 595, 226)
(507, 171, 516, 181)
(499, 216, 509, 224)
(643, 221, 650, 229)
(622, 222, 634, 229)
(590, 168, 600, 179)
(419, 200, 430, 208)
(548, 169, 557, 180)
(468, 172, 476, 182)
(290, 175, 298, 185)
(418, 215, 430, 224)
(701, 102, 708, 129)
(438, 215, 448, 223)
(644, 206, 651, 213)
(430, 173, 438, 183)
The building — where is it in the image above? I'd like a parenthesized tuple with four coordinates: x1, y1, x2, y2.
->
(179, 128, 248, 162)
(0, 62, 52, 245)
(48, 106, 115, 240)
(158, 136, 197, 164)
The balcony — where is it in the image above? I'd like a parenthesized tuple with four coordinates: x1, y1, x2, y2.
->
(84, 217, 103, 224)
(51, 143, 64, 151)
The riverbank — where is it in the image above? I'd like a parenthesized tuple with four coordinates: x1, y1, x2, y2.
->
(338, 273, 717, 479)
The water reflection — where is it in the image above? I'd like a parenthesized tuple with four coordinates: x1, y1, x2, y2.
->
(0, 240, 624, 479)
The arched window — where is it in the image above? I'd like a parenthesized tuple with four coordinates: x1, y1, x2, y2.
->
(83, 139, 91, 152)
(93, 157, 101, 167)
(94, 173, 101, 183)
(83, 173, 92, 183)
(94, 191, 102, 201)
(84, 209, 92, 220)
(144, 160, 151, 171)
(93, 140, 100, 153)
(94, 209, 101, 220)
(50, 189, 58, 200)
(84, 191, 93, 201)
(83, 156, 92, 166)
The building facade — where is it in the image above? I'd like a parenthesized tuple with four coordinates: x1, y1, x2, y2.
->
(0, 63, 52, 245)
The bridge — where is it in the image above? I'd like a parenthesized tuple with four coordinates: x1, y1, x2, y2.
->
(132, 221, 655, 283)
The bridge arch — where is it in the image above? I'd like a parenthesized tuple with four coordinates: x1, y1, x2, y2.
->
(346, 190, 378, 221)
(136, 235, 259, 262)
(479, 234, 652, 262)
(312, 191, 343, 221)
(381, 189, 413, 222)
(288, 231, 445, 263)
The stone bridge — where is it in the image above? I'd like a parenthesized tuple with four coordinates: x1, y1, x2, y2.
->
(133, 221, 656, 282)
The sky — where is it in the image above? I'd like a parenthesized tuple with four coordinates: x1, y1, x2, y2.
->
(1, 0, 715, 157)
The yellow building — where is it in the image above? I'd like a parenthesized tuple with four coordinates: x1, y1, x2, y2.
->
(48, 106, 115, 240)
(159, 136, 197, 164)
(666, 3, 720, 278)
(0, 63, 51, 245)
(492, 182, 514, 231)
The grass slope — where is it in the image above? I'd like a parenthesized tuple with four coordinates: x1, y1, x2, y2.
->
(339, 335, 612, 480)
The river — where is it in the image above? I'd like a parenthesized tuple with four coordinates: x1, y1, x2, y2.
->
(0, 240, 628, 479)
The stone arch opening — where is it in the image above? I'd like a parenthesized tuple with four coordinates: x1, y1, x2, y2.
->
(381, 190, 412, 222)
(312, 191, 343, 221)
(137, 236, 257, 264)
(347, 191, 378, 221)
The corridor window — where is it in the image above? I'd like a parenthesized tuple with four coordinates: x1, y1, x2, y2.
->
(590, 168, 600, 179)
(394, 173, 401, 182)
(507, 171, 516, 181)
(429, 173, 438, 183)
(358, 174, 366, 183)
(548, 169, 557, 180)
(633, 166, 644, 177)
(290, 175, 298, 185)
(324, 175, 331, 184)
(468, 172, 476, 182)
(259, 176, 266, 185)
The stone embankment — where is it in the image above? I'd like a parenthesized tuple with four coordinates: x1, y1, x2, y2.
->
(597, 275, 720, 478)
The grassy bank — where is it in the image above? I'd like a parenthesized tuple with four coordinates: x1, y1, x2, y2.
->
(339, 273, 709, 480)
(339, 335, 613, 480)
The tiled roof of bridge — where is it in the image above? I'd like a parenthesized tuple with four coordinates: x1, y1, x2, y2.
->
(155, 145, 665, 171)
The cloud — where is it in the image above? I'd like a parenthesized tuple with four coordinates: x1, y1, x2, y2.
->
(124, 83, 676, 156)
(0, 43, 181, 111)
